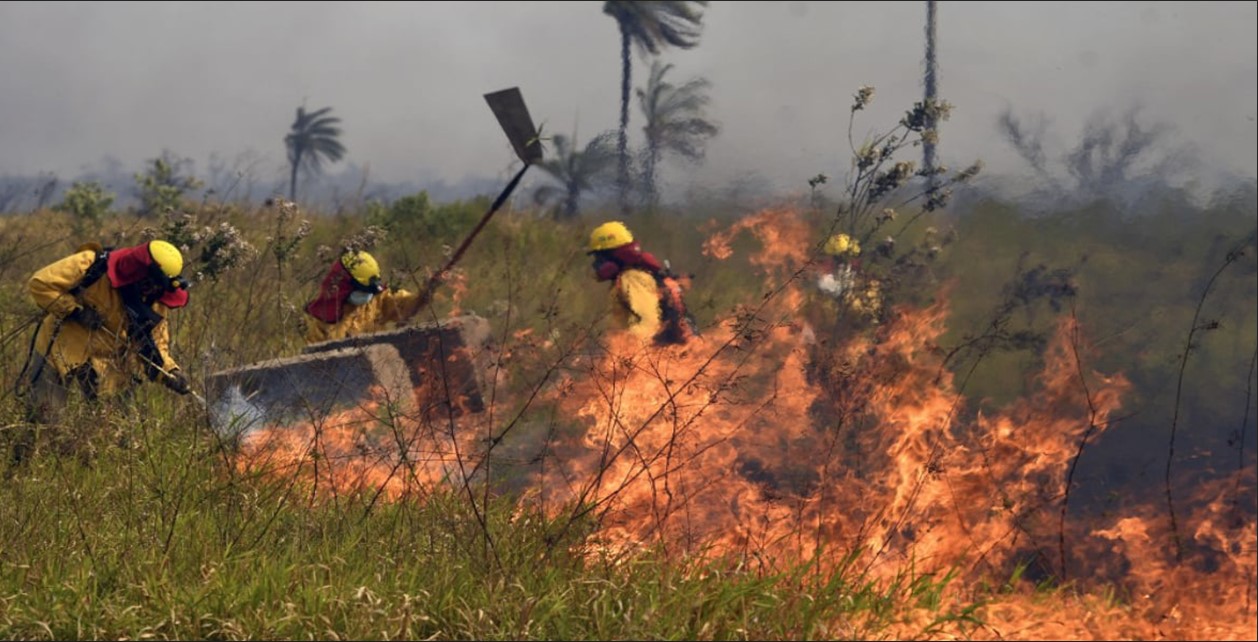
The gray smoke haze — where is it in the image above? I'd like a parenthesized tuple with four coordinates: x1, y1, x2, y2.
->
(0, 1, 1254, 205)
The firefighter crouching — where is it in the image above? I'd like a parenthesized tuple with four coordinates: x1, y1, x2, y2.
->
(13, 240, 193, 463)
(303, 249, 426, 345)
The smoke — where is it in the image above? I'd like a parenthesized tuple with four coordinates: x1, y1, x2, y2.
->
(0, 2, 1252, 216)
(210, 384, 267, 443)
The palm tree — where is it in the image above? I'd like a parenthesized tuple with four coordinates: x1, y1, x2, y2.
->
(603, 0, 707, 214)
(531, 131, 618, 220)
(922, 0, 939, 188)
(284, 105, 346, 201)
(637, 61, 719, 207)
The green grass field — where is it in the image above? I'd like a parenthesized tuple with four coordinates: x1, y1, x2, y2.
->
(0, 177, 1254, 640)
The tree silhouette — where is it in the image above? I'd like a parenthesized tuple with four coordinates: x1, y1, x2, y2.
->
(531, 131, 618, 220)
(133, 152, 202, 217)
(603, 0, 707, 215)
(998, 105, 1187, 198)
(284, 105, 346, 201)
(637, 60, 719, 208)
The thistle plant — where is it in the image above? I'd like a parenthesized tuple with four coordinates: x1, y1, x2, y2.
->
(192, 221, 257, 283)
(813, 86, 984, 323)
(140, 210, 256, 284)
(341, 224, 388, 256)
(261, 197, 312, 282)
(837, 86, 980, 241)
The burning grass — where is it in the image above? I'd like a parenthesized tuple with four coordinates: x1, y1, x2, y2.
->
(208, 206, 1256, 640)
(0, 197, 1253, 639)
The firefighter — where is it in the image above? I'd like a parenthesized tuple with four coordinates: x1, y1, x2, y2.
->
(303, 249, 425, 344)
(817, 233, 861, 298)
(17, 239, 193, 430)
(587, 221, 696, 346)
(817, 232, 881, 320)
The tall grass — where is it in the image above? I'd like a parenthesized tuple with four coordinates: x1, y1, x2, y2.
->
(0, 402, 976, 639)
(0, 199, 989, 640)
(0, 168, 1253, 638)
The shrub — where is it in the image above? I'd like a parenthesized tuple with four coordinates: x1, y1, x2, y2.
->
(53, 180, 115, 231)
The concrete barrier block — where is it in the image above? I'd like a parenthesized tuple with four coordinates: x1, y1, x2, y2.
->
(207, 343, 413, 440)
(303, 314, 494, 417)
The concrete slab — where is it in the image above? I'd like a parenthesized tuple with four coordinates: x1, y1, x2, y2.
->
(206, 343, 414, 441)
(303, 314, 494, 418)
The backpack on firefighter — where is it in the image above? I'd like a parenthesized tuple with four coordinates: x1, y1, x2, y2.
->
(654, 261, 700, 346)
(14, 243, 114, 398)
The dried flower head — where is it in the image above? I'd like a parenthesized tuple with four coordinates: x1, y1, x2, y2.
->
(956, 160, 984, 182)
(856, 141, 879, 171)
(852, 85, 876, 112)
(195, 221, 257, 282)
(877, 236, 896, 258)
(867, 161, 916, 202)
(902, 98, 954, 132)
(343, 225, 388, 253)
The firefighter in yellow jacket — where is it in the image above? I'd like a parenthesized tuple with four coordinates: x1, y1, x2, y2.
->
(303, 250, 425, 344)
(587, 221, 696, 346)
(816, 232, 882, 320)
(20, 239, 193, 424)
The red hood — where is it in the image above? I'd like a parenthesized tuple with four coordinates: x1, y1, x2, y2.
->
(594, 242, 665, 281)
(305, 260, 355, 324)
(106, 243, 189, 308)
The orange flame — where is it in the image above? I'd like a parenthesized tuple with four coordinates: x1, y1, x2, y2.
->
(536, 207, 1256, 638)
(236, 383, 487, 502)
(446, 269, 469, 317)
(236, 206, 1256, 639)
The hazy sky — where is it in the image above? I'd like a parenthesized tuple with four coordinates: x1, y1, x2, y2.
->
(1, 1, 1254, 200)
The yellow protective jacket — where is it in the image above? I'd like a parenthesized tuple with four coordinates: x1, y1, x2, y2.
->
(27, 250, 181, 397)
(304, 288, 425, 344)
(611, 268, 664, 340)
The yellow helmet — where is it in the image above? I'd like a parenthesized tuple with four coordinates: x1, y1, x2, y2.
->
(588, 221, 634, 253)
(824, 233, 860, 258)
(148, 240, 184, 278)
(341, 250, 381, 287)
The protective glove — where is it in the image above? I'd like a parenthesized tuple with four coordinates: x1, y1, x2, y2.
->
(163, 369, 192, 396)
(67, 305, 105, 330)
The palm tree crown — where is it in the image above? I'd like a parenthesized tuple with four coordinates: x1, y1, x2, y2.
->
(603, 0, 707, 214)
(637, 61, 719, 207)
(532, 131, 618, 220)
(284, 105, 346, 201)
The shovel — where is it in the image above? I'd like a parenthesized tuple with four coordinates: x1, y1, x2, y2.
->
(407, 87, 542, 320)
